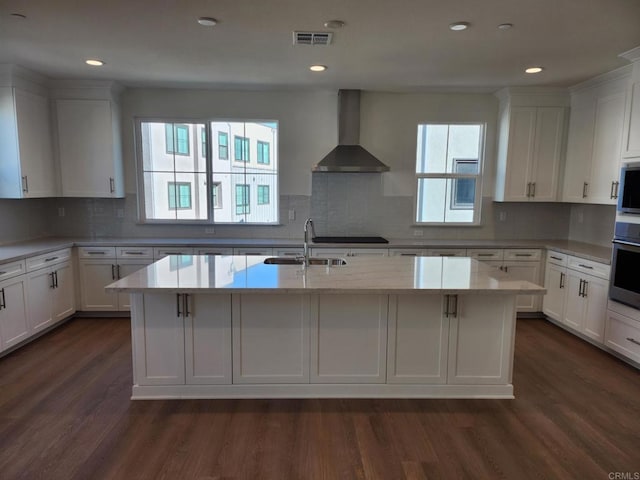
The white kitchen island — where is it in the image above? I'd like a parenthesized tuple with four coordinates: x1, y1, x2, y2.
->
(106, 254, 545, 400)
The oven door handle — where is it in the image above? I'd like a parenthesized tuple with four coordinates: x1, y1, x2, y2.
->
(613, 239, 640, 248)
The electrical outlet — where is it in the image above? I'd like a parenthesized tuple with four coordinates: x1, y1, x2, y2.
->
(499, 211, 507, 222)
(205, 227, 215, 234)
(413, 229, 424, 237)
(288, 209, 295, 221)
(58, 207, 65, 217)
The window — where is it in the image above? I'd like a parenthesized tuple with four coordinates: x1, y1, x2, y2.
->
(257, 141, 270, 164)
(201, 128, 207, 159)
(218, 132, 228, 160)
(257, 185, 270, 205)
(235, 184, 250, 215)
(212, 182, 222, 208)
(415, 124, 484, 224)
(234, 136, 249, 162)
(165, 124, 190, 155)
(138, 120, 278, 224)
(168, 182, 192, 209)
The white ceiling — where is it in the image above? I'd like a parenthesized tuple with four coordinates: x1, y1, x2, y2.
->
(1, 0, 639, 91)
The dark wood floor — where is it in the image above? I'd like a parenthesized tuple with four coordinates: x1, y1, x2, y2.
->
(0, 317, 638, 480)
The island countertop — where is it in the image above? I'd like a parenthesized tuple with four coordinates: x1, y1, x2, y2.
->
(105, 254, 546, 295)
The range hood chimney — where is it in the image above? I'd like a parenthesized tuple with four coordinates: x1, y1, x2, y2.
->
(312, 90, 390, 173)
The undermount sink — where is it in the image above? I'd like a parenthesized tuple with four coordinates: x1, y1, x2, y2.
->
(263, 256, 347, 266)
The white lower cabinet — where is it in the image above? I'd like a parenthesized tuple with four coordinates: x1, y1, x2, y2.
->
(605, 303, 640, 364)
(544, 251, 610, 345)
(78, 246, 153, 311)
(0, 275, 30, 351)
(26, 260, 75, 332)
(233, 294, 309, 383)
(132, 293, 232, 386)
(310, 294, 388, 383)
(447, 294, 516, 385)
(387, 295, 448, 384)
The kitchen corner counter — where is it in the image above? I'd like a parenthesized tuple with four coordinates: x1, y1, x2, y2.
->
(106, 255, 545, 295)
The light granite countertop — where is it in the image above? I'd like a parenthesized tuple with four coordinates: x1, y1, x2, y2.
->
(105, 255, 547, 295)
(0, 237, 612, 265)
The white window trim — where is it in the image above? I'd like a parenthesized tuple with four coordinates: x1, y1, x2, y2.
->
(413, 122, 485, 226)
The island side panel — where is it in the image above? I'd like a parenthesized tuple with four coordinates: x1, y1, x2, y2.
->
(387, 295, 449, 384)
(232, 294, 310, 384)
(310, 294, 388, 384)
(447, 294, 517, 385)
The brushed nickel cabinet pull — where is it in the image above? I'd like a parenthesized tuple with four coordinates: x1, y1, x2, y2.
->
(627, 337, 640, 347)
(45, 256, 59, 262)
(176, 294, 182, 317)
(550, 256, 562, 261)
(0, 288, 5, 310)
(117, 265, 121, 279)
(124, 251, 144, 255)
(183, 294, 190, 318)
(449, 295, 458, 318)
(54, 270, 59, 288)
(111, 264, 116, 280)
(578, 264, 593, 270)
(559, 272, 565, 289)
(443, 295, 450, 318)
(515, 253, 532, 257)
(22, 176, 28, 193)
(614, 181, 619, 199)
(109, 177, 115, 193)
(531, 182, 536, 198)
(582, 182, 589, 198)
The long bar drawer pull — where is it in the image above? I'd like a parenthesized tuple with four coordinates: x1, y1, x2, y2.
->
(627, 337, 640, 347)
(124, 251, 145, 255)
(87, 251, 106, 255)
(477, 253, 494, 257)
(550, 256, 562, 261)
(0, 288, 5, 309)
(45, 256, 59, 262)
(515, 253, 532, 257)
(578, 264, 594, 269)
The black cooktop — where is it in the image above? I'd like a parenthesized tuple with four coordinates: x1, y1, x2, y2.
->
(312, 236, 389, 244)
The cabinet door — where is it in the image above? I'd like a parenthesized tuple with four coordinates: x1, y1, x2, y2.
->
(542, 263, 566, 322)
(133, 293, 186, 385)
(563, 94, 595, 203)
(447, 294, 516, 385)
(310, 294, 387, 383)
(530, 107, 565, 201)
(588, 92, 627, 204)
(26, 268, 54, 333)
(116, 260, 153, 310)
(56, 99, 120, 197)
(504, 107, 537, 201)
(78, 259, 118, 311)
(184, 294, 232, 384)
(14, 89, 57, 198)
(387, 295, 448, 384)
(582, 275, 609, 343)
(623, 75, 640, 158)
(52, 262, 76, 322)
(233, 294, 309, 384)
(563, 270, 585, 331)
(0, 277, 30, 350)
(502, 261, 542, 312)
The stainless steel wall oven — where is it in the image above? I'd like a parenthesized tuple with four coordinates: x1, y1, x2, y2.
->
(610, 222, 640, 309)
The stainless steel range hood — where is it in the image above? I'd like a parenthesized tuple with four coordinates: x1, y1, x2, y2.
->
(313, 90, 390, 173)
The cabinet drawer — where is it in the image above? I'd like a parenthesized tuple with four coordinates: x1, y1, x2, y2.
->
(467, 249, 503, 261)
(427, 249, 466, 257)
(232, 247, 273, 256)
(78, 246, 116, 258)
(503, 249, 541, 261)
(116, 247, 153, 259)
(605, 311, 640, 364)
(26, 248, 72, 271)
(153, 247, 195, 259)
(567, 256, 610, 280)
(0, 260, 26, 281)
(546, 250, 568, 267)
(195, 247, 233, 255)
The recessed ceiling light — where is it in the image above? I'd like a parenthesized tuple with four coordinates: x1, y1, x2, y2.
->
(85, 59, 105, 66)
(525, 66, 544, 74)
(497, 23, 513, 30)
(309, 65, 327, 72)
(197, 17, 217, 26)
(449, 22, 470, 31)
(323, 20, 345, 29)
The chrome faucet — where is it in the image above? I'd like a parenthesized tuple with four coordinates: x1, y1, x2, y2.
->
(303, 218, 315, 266)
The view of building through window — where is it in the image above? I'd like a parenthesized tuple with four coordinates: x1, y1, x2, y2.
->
(415, 124, 484, 224)
(139, 120, 278, 223)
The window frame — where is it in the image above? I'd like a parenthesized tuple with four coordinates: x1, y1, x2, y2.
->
(218, 132, 228, 160)
(257, 184, 270, 205)
(413, 122, 485, 226)
(235, 184, 250, 215)
(134, 117, 279, 226)
(234, 135, 250, 162)
(165, 123, 190, 156)
(257, 140, 270, 165)
(212, 181, 222, 209)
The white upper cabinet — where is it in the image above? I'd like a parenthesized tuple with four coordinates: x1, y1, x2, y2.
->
(53, 83, 124, 198)
(620, 46, 640, 159)
(494, 89, 568, 202)
(0, 81, 57, 198)
(562, 68, 630, 204)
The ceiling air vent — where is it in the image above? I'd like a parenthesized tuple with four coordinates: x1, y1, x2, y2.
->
(293, 31, 333, 46)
